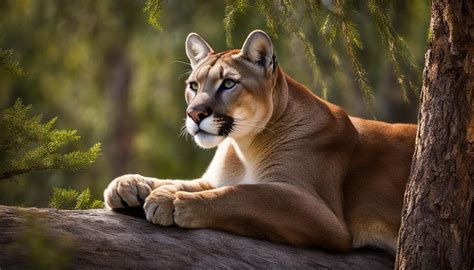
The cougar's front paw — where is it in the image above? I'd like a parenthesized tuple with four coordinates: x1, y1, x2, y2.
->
(104, 174, 152, 209)
(144, 189, 176, 226)
(173, 192, 205, 228)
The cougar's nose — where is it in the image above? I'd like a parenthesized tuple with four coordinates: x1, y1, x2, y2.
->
(187, 106, 212, 124)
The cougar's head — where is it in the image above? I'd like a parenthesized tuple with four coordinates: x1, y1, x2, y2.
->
(184, 30, 278, 149)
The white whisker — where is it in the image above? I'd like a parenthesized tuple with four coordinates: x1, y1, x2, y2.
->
(171, 60, 192, 66)
(179, 122, 191, 141)
(179, 70, 192, 79)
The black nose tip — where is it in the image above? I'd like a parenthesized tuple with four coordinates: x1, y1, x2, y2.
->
(187, 107, 212, 124)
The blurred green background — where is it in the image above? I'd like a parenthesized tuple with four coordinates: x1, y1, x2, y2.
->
(0, 0, 429, 207)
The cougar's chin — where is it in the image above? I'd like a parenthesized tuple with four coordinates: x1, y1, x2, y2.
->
(193, 130, 225, 149)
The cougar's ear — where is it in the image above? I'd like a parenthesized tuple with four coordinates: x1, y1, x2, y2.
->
(239, 30, 274, 69)
(186, 33, 214, 69)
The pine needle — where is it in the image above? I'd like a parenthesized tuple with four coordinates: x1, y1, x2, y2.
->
(143, 0, 164, 31)
(223, 0, 250, 47)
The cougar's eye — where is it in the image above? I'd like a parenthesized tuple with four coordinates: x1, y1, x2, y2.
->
(220, 79, 236, 90)
(189, 82, 198, 91)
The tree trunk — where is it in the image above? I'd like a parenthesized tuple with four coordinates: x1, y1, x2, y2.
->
(105, 47, 134, 176)
(396, 1, 474, 269)
(0, 205, 395, 269)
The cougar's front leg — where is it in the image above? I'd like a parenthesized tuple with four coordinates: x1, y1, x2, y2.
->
(172, 183, 352, 252)
(103, 174, 210, 209)
(104, 174, 156, 209)
(143, 179, 213, 226)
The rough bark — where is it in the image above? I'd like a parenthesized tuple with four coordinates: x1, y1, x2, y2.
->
(0, 205, 394, 269)
(396, 0, 474, 269)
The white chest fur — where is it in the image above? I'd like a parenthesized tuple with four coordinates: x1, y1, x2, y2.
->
(230, 139, 257, 185)
(203, 138, 258, 187)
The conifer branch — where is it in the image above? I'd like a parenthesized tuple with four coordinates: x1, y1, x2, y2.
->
(144, 0, 164, 31)
(279, 0, 330, 98)
(223, 0, 250, 47)
(0, 47, 26, 77)
(367, 0, 420, 99)
(0, 100, 101, 180)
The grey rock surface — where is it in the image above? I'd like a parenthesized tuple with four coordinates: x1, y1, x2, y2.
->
(0, 205, 394, 269)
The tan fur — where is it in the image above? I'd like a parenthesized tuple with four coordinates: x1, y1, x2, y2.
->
(104, 30, 416, 253)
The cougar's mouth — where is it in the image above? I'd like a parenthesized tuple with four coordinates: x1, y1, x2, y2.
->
(194, 129, 215, 136)
(185, 113, 235, 149)
(193, 128, 226, 149)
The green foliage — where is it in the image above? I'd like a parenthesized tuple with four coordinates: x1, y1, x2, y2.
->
(367, 0, 420, 100)
(48, 188, 78, 209)
(49, 187, 104, 210)
(331, 0, 375, 111)
(223, 0, 250, 47)
(144, 0, 164, 31)
(0, 47, 25, 77)
(0, 99, 101, 180)
(256, 0, 278, 39)
(75, 188, 104, 209)
(223, 0, 420, 111)
(280, 0, 330, 99)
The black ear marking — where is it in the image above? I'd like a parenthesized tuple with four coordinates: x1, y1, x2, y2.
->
(256, 50, 267, 66)
(272, 54, 278, 73)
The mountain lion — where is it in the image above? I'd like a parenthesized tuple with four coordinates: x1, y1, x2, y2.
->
(104, 30, 416, 253)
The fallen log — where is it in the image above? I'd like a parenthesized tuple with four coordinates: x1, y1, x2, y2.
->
(0, 205, 394, 269)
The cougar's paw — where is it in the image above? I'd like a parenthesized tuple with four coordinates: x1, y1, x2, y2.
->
(104, 174, 152, 209)
(173, 192, 205, 228)
(144, 189, 176, 226)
